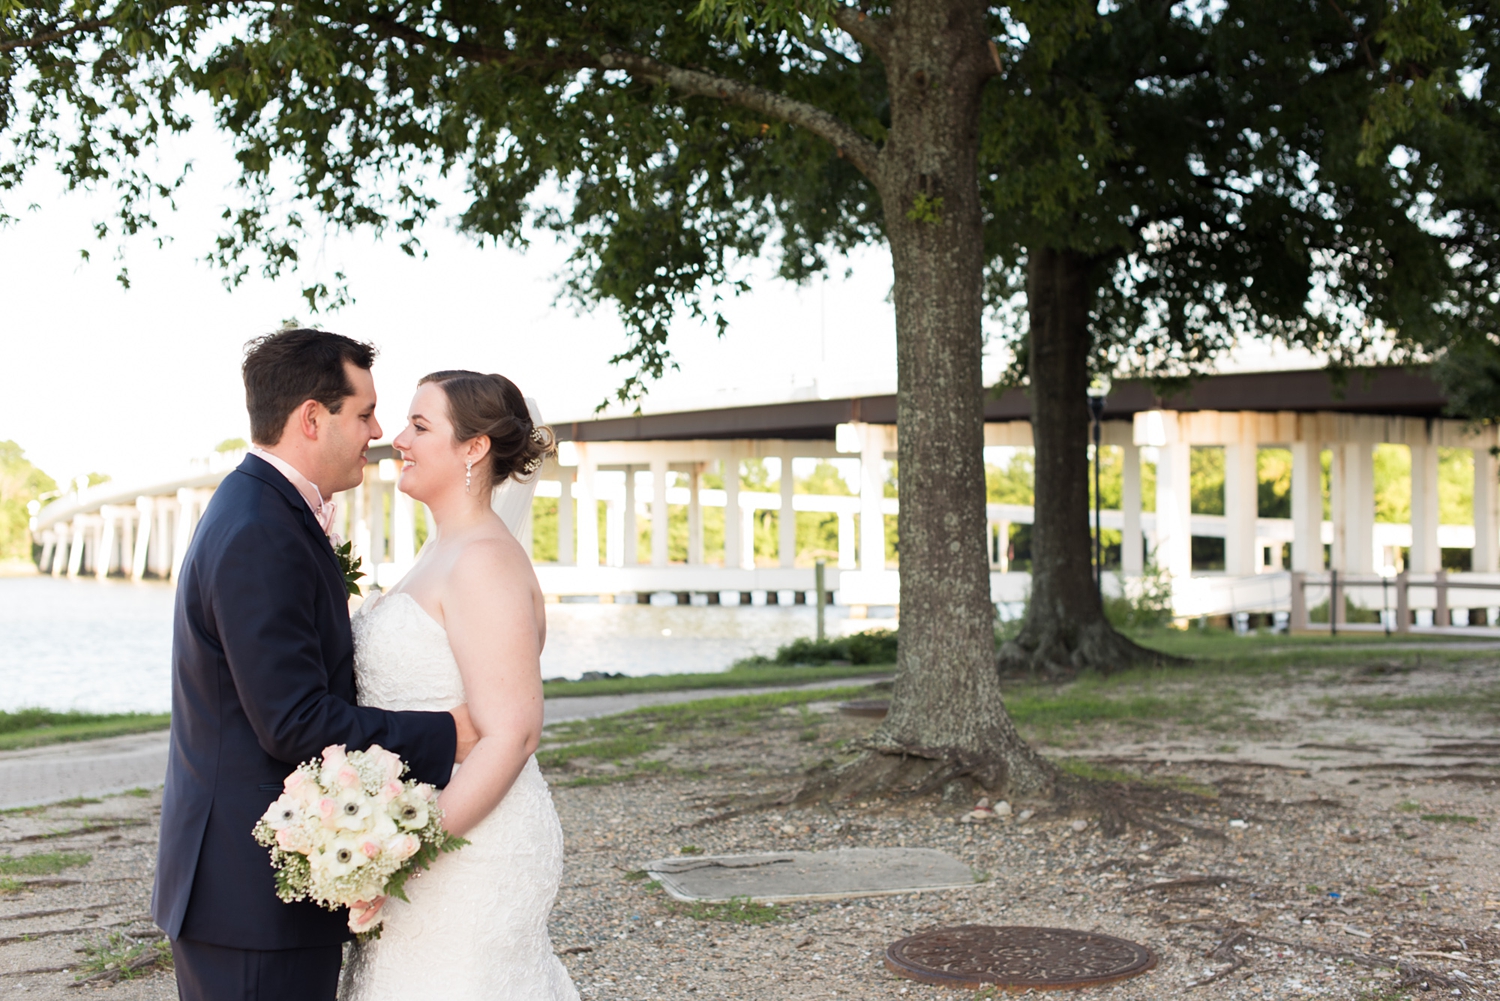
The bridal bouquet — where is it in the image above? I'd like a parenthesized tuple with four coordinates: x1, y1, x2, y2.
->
(253, 744, 466, 936)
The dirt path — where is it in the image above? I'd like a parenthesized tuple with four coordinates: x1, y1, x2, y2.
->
(3, 657, 1497, 999)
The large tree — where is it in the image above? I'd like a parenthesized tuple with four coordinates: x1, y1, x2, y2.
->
(0, 0, 1480, 804)
(987, 0, 1486, 676)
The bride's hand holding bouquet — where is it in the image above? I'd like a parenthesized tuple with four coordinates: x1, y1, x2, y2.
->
(253, 743, 466, 937)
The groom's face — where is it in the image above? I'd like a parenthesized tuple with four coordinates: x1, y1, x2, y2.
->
(319, 361, 382, 493)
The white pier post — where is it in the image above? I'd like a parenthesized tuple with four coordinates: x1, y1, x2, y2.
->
(859, 424, 888, 572)
(557, 470, 575, 565)
(779, 448, 796, 568)
(622, 466, 637, 566)
(1290, 441, 1322, 572)
(575, 445, 599, 567)
(1121, 441, 1143, 576)
(119, 510, 134, 578)
(1473, 440, 1499, 573)
(651, 459, 669, 566)
(1410, 441, 1442, 573)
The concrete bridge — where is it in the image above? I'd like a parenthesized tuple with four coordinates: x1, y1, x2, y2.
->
(30, 365, 1500, 625)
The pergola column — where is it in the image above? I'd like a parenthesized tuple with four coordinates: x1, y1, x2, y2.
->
(1154, 440, 1192, 580)
(368, 483, 387, 573)
(779, 447, 796, 568)
(575, 444, 599, 567)
(1409, 441, 1441, 573)
(1121, 441, 1143, 576)
(859, 424, 888, 572)
(1289, 441, 1322, 572)
(1224, 432, 1259, 576)
(1473, 442, 1499, 573)
(651, 458, 669, 566)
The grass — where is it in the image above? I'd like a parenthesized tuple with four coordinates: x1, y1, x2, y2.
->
(538, 685, 875, 782)
(1332, 689, 1500, 716)
(0, 709, 171, 751)
(1420, 813, 1478, 824)
(0, 850, 91, 876)
(1055, 758, 1218, 797)
(673, 895, 784, 925)
(541, 662, 890, 699)
(0, 878, 22, 893)
(75, 932, 173, 983)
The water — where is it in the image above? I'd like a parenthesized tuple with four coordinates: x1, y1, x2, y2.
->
(0, 576, 865, 714)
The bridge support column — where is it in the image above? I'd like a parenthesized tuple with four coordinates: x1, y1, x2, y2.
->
(1410, 441, 1441, 574)
(651, 459, 669, 567)
(1290, 441, 1322, 572)
(557, 470, 574, 565)
(1224, 433, 1258, 576)
(686, 465, 702, 565)
(779, 448, 796, 568)
(622, 466, 637, 566)
(575, 445, 599, 567)
(1154, 439, 1192, 581)
(858, 424, 887, 573)
(67, 517, 87, 577)
(132, 497, 152, 580)
(1474, 441, 1498, 573)
(97, 510, 117, 580)
(392, 483, 416, 572)
(1121, 441, 1142, 577)
(838, 510, 856, 569)
(723, 453, 741, 569)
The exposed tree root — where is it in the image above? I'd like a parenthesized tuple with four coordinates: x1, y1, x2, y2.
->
(998, 615, 1183, 679)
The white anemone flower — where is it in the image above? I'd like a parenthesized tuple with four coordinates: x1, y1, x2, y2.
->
(261, 794, 304, 831)
(312, 834, 371, 880)
(332, 788, 374, 831)
(389, 790, 430, 831)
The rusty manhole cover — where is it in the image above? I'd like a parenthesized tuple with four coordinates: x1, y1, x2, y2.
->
(886, 924, 1156, 991)
(838, 699, 889, 718)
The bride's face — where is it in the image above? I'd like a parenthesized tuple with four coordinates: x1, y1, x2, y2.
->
(392, 383, 477, 501)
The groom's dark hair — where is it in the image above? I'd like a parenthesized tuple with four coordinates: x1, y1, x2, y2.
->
(242, 328, 378, 445)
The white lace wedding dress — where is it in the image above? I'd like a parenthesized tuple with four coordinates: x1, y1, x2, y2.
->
(338, 591, 579, 1001)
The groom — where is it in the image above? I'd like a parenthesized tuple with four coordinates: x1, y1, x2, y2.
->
(152, 329, 478, 1001)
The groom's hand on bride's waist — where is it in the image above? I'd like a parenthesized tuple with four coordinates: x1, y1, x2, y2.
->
(450, 704, 479, 763)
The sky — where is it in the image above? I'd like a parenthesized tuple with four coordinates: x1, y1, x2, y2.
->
(1, 116, 921, 489)
(1, 115, 1321, 491)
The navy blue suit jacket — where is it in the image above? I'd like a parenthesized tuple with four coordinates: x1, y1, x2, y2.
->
(151, 454, 457, 950)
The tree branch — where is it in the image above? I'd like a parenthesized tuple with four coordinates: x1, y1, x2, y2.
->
(594, 51, 882, 179)
(0, 17, 111, 53)
(830, 4, 891, 62)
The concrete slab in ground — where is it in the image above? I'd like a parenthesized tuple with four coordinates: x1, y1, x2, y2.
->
(643, 847, 977, 903)
(0, 731, 170, 810)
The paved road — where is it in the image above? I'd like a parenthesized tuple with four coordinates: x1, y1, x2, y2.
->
(0, 675, 888, 810)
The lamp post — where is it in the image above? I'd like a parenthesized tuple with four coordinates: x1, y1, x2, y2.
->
(1087, 387, 1107, 602)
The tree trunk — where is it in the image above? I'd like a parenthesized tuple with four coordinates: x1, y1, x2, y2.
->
(801, 0, 1055, 803)
(998, 247, 1167, 676)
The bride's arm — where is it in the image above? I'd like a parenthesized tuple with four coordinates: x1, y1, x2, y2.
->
(433, 537, 545, 838)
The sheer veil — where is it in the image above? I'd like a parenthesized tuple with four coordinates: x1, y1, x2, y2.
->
(489, 396, 545, 549)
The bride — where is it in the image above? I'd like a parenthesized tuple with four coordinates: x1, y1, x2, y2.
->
(338, 370, 578, 1001)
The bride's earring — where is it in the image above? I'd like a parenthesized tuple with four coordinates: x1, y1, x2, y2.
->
(465, 460, 474, 494)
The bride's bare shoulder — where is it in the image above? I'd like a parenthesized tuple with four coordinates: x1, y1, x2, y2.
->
(446, 530, 533, 593)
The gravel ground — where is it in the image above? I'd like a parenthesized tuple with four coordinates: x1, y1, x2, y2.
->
(3, 658, 1498, 999)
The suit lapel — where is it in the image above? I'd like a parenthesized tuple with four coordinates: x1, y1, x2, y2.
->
(238, 455, 345, 585)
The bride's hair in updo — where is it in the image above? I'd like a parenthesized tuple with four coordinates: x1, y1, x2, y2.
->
(418, 370, 555, 487)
